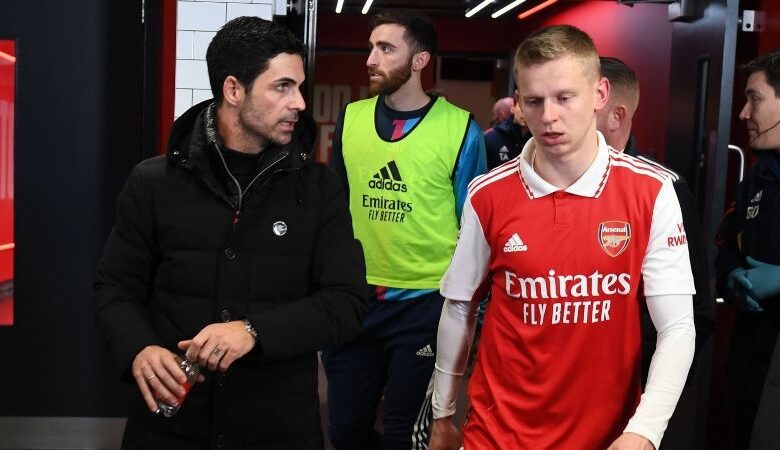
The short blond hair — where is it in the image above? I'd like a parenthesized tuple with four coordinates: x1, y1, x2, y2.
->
(514, 25, 600, 82)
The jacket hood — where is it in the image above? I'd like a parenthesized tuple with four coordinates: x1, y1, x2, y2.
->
(166, 98, 317, 171)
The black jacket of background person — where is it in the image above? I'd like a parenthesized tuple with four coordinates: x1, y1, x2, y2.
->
(716, 152, 780, 449)
(484, 117, 531, 170)
(93, 99, 368, 450)
(624, 136, 714, 385)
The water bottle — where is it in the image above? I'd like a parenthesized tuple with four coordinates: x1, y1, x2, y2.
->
(156, 355, 200, 417)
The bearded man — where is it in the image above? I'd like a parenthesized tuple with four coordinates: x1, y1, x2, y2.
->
(323, 9, 486, 450)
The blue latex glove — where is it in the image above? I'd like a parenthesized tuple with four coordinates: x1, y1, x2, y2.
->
(728, 267, 763, 312)
(744, 256, 780, 300)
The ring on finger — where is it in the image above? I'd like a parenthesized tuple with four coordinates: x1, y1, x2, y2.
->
(146, 374, 157, 382)
(211, 348, 221, 357)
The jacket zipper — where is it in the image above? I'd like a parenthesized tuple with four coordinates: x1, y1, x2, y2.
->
(213, 145, 289, 226)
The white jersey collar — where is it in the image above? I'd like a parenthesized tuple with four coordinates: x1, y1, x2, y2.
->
(518, 131, 611, 199)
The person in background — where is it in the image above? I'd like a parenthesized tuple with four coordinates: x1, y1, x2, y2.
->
(324, 9, 486, 450)
(93, 16, 368, 450)
(596, 56, 713, 388)
(429, 25, 695, 450)
(488, 96, 514, 128)
(484, 96, 531, 170)
(716, 47, 780, 450)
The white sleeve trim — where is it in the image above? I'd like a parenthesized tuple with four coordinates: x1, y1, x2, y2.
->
(432, 298, 478, 419)
(624, 293, 695, 449)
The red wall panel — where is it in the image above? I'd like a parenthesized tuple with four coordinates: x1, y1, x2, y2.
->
(0, 39, 14, 325)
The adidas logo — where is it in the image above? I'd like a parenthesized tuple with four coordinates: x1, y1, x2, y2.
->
(499, 146, 510, 161)
(368, 160, 408, 192)
(415, 344, 434, 357)
(503, 233, 528, 253)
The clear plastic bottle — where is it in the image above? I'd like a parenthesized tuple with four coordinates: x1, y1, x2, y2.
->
(156, 355, 200, 417)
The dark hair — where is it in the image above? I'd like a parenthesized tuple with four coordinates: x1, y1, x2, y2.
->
(600, 57, 637, 91)
(206, 16, 304, 104)
(370, 10, 437, 54)
(743, 48, 780, 97)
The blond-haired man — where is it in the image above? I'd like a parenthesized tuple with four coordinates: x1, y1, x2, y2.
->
(429, 25, 695, 450)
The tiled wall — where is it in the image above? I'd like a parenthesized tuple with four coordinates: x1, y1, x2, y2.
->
(175, 0, 280, 118)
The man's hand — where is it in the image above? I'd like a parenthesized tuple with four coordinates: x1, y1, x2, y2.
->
(728, 267, 764, 312)
(606, 432, 655, 450)
(744, 256, 780, 300)
(428, 417, 461, 450)
(131, 345, 189, 414)
(178, 321, 256, 372)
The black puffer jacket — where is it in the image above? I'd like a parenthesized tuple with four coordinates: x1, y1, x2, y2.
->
(94, 100, 368, 450)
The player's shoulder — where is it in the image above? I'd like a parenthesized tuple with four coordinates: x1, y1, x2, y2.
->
(467, 156, 520, 197)
(609, 148, 675, 186)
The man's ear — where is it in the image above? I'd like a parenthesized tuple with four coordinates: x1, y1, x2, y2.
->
(222, 75, 245, 107)
(594, 76, 610, 112)
(613, 105, 627, 129)
(412, 51, 431, 72)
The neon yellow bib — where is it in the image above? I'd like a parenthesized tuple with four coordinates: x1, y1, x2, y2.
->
(342, 96, 470, 288)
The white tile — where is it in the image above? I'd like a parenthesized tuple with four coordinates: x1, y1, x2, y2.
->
(227, 2, 273, 21)
(175, 89, 193, 118)
(176, 31, 195, 59)
(178, 1, 226, 31)
(176, 59, 210, 89)
(193, 31, 217, 60)
(271, 0, 286, 16)
(192, 89, 214, 104)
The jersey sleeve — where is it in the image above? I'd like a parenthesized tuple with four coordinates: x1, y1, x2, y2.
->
(452, 118, 487, 220)
(642, 179, 696, 297)
(440, 189, 491, 301)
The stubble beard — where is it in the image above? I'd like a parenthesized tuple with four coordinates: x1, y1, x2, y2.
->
(237, 102, 294, 150)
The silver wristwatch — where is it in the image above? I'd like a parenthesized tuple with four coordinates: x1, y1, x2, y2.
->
(242, 318, 258, 341)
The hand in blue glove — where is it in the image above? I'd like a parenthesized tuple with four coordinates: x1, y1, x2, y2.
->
(728, 267, 764, 312)
(744, 256, 780, 300)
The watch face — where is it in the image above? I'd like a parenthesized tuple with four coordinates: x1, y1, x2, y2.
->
(244, 320, 258, 339)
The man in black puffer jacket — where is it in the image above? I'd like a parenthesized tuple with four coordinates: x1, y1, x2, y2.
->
(93, 16, 368, 450)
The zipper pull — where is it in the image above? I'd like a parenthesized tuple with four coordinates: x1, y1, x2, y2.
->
(232, 210, 241, 226)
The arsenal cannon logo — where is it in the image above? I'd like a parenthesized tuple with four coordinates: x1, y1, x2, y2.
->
(598, 221, 631, 257)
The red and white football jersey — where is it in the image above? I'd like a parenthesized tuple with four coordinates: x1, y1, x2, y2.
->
(441, 133, 695, 450)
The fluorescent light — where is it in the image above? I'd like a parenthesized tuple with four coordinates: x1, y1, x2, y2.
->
(465, 0, 494, 18)
(518, 0, 558, 19)
(335, 0, 344, 13)
(361, 0, 373, 14)
(0, 51, 15, 63)
(491, 0, 527, 18)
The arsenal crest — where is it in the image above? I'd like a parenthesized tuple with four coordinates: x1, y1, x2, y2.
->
(598, 221, 631, 257)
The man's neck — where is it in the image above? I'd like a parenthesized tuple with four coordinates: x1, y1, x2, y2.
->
(532, 131, 600, 190)
(383, 78, 430, 111)
(215, 106, 266, 154)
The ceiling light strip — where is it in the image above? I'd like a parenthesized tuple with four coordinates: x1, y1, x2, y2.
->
(0, 51, 15, 63)
(491, 0, 527, 18)
(361, 0, 374, 14)
(335, 0, 345, 13)
(465, 0, 494, 17)
(517, 0, 558, 19)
